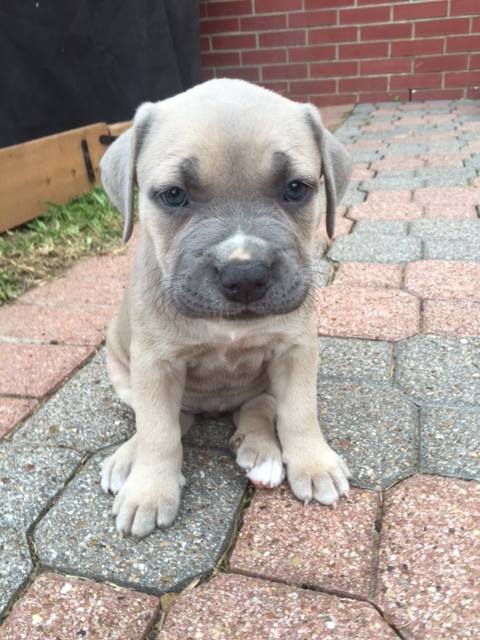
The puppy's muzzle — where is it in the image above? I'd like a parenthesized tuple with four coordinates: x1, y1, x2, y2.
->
(219, 259, 271, 304)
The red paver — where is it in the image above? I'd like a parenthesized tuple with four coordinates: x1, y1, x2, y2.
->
(229, 485, 379, 597)
(316, 285, 419, 341)
(0, 303, 113, 346)
(318, 216, 353, 242)
(404, 261, 480, 301)
(423, 203, 478, 218)
(394, 116, 425, 127)
(351, 165, 374, 181)
(371, 157, 425, 171)
(334, 263, 403, 289)
(423, 299, 480, 336)
(414, 186, 480, 207)
(423, 152, 469, 168)
(0, 343, 91, 397)
(20, 253, 131, 307)
(347, 138, 382, 150)
(349, 190, 423, 221)
(159, 573, 397, 640)
(0, 572, 159, 639)
(376, 475, 480, 640)
(0, 398, 37, 438)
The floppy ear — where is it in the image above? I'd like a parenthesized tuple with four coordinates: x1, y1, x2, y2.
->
(305, 105, 352, 240)
(100, 102, 154, 242)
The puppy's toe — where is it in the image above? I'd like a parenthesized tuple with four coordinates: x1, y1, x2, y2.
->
(101, 437, 137, 494)
(235, 445, 258, 472)
(287, 447, 350, 506)
(248, 456, 285, 489)
(312, 475, 338, 505)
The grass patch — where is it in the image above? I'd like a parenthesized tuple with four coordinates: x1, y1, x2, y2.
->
(0, 187, 123, 304)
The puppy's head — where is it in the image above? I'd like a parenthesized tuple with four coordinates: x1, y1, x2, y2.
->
(101, 79, 351, 320)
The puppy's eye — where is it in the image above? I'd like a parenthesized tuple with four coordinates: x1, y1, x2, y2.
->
(160, 187, 188, 208)
(284, 180, 310, 203)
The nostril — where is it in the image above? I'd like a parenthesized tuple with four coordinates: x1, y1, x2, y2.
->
(219, 260, 271, 303)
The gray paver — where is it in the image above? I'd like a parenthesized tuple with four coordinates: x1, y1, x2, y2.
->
(396, 335, 480, 407)
(317, 380, 418, 490)
(464, 154, 480, 169)
(311, 257, 332, 288)
(0, 443, 81, 530)
(349, 149, 384, 163)
(0, 529, 32, 616)
(317, 337, 394, 384)
(183, 415, 234, 450)
(420, 406, 480, 480)
(341, 184, 366, 206)
(361, 174, 425, 191)
(424, 238, 480, 261)
(409, 219, 480, 241)
(34, 447, 247, 594)
(352, 103, 376, 114)
(419, 166, 477, 187)
(328, 233, 422, 263)
(353, 220, 409, 236)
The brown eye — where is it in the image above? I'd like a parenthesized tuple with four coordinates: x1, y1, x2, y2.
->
(284, 180, 309, 203)
(160, 187, 188, 207)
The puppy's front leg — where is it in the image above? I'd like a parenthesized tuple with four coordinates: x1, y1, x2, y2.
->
(270, 336, 351, 506)
(102, 344, 185, 537)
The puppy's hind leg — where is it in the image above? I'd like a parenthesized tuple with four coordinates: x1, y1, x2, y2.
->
(231, 394, 285, 489)
(106, 317, 133, 408)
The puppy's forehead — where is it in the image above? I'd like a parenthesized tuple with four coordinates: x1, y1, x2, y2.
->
(138, 83, 319, 185)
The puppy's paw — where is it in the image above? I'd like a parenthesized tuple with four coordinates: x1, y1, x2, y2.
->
(101, 435, 138, 495)
(112, 467, 185, 538)
(233, 434, 285, 489)
(286, 445, 351, 506)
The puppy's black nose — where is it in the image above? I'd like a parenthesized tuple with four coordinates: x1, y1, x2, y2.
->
(219, 260, 271, 303)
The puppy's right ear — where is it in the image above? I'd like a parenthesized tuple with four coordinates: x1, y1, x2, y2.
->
(100, 102, 154, 242)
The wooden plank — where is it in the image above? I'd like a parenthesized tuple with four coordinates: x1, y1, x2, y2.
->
(0, 122, 109, 232)
(108, 120, 131, 137)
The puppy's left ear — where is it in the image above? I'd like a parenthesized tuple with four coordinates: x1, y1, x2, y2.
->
(100, 102, 154, 242)
(305, 105, 352, 240)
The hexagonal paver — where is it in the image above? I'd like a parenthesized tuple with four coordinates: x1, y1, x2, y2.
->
(229, 485, 379, 597)
(420, 406, 480, 479)
(328, 234, 422, 263)
(316, 286, 419, 341)
(317, 380, 418, 490)
(34, 448, 247, 594)
(317, 337, 394, 383)
(0, 572, 159, 639)
(0, 398, 36, 438)
(404, 261, 480, 301)
(423, 299, 480, 337)
(159, 573, 398, 640)
(396, 335, 480, 406)
(0, 528, 32, 616)
(0, 442, 81, 530)
(376, 475, 480, 640)
(334, 263, 403, 289)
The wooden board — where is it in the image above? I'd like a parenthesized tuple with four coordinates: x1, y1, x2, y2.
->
(0, 122, 109, 232)
(108, 120, 131, 137)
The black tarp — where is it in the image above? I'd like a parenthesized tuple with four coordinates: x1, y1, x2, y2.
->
(0, 0, 202, 148)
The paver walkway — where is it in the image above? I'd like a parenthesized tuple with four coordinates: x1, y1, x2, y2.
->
(0, 101, 479, 639)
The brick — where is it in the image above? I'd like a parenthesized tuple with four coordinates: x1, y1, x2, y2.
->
(260, 80, 289, 94)
(470, 54, 480, 69)
(334, 263, 403, 289)
(391, 73, 442, 89)
(305, 0, 351, 7)
(254, 0, 301, 12)
(316, 286, 420, 341)
(411, 88, 465, 101)
(0, 573, 159, 640)
(451, 0, 479, 15)
(222, 66, 260, 81)
(445, 70, 480, 87)
(200, 17, 240, 34)
(361, 58, 411, 74)
(361, 23, 411, 41)
(310, 93, 356, 107)
(207, 0, 252, 18)
(199, 35, 210, 52)
(289, 79, 336, 94)
(415, 54, 469, 73)
(340, 42, 389, 59)
(211, 33, 256, 49)
(394, 0, 447, 20)
(376, 476, 480, 640)
(447, 34, 480, 52)
(242, 48, 286, 65)
(309, 26, 357, 44)
(230, 486, 379, 596)
(310, 61, 358, 77)
(359, 90, 410, 102)
(0, 343, 91, 397)
(288, 45, 335, 62)
(340, 77, 387, 92)
(259, 29, 305, 47)
(160, 573, 398, 640)
(240, 13, 285, 31)
(423, 299, 480, 336)
(340, 6, 390, 25)
(404, 261, 480, 301)
(416, 17, 470, 37)
(262, 63, 307, 80)
(202, 51, 240, 67)
(288, 10, 337, 28)
(202, 67, 215, 80)
(0, 398, 37, 438)
(392, 38, 444, 57)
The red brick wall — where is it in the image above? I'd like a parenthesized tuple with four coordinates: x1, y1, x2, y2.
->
(199, 0, 480, 104)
